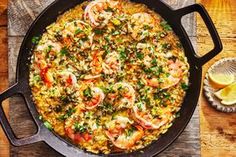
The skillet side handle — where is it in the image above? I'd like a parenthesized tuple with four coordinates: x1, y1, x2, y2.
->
(175, 4, 223, 66)
(0, 83, 42, 146)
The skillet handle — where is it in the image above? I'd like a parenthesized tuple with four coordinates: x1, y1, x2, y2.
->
(0, 83, 42, 146)
(175, 4, 223, 66)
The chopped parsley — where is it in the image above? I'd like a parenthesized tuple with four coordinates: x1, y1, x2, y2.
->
(162, 43, 172, 50)
(136, 52, 144, 60)
(44, 121, 53, 131)
(137, 80, 145, 89)
(101, 86, 114, 94)
(154, 89, 170, 101)
(118, 47, 127, 60)
(32, 36, 41, 45)
(181, 83, 189, 91)
(117, 72, 125, 81)
(137, 102, 143, 111)
(83, 87, 93, 99)
(104, 36, 110, 43)
(112, 30, 120, 36)
(105, 7, 113, 12)
(75, 28, 83, 35)
(60, 47, 69, 56)
(100, 102, 114, 113)
(160, 21, 172, 31)
(102, 45, 110, 58)
(144, 66, 163, 77)
(94, 29, 104, 35)
(143, 24, 152, 30)
(85, 111, 93, 119)
(156, 31, 167, 40)
(126, 126, 136, 137)
(58, 107, 76, 120)
(46, 45, 52, 53)
(60, 95, 70, 104)
(176, 42, 182, 48)
(176, 112, 181, 118)
(151, 58, 157, 65)
(74, 122, 87, 133)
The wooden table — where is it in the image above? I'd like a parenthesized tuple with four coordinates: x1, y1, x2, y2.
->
(0, 0, 235, 156)
(197, 0, 236, 156)
(0, 0, 9, 157)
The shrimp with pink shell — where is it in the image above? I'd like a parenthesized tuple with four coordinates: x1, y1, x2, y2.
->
(105, 114, 144, 150)
(106, 82, 135, 109)
(84, 0, 119, 27)
(132, 102, 173, 130)
(102, 51, 121, 75)
(83, 87, 105, 110)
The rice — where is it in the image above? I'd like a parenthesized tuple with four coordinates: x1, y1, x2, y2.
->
(29, 0, 189, 154)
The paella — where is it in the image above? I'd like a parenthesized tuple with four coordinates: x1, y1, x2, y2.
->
(29, 0, 189, 154)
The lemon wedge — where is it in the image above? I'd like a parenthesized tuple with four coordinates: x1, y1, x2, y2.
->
(214, 82, 236, 105)
(209, 72, 235, 88)
(221, 99, 236, 106)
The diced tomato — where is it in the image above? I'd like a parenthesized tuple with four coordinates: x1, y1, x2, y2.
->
(82, 132, 92, 141)
(40, 67, 48, 79)
(66, 75, 73, 85)
(40, 67, 52, 87)
(74, 133, 83, 142)
(40, 67, 49, 83)
(65, 127, 75, 140)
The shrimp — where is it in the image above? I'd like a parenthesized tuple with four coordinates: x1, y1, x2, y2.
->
(161, 59, 186, 89)
(128, 13, 155, 41)
(40, 66, 54, 87)
(64, 106, 92, 143)
(34, 53, 54, 87)
(146, 60, 187, 89)
(102, 51, 121, 75)
(105, 125, 144, 150)
(59, 70, 77, 86)
(105, 114, 143, 150)
(168, 59, 186, 78)
(132, 102, 172, 130)
(84, 0, 118, 27)
(106, 82, 135, 109)
(105, 115, 133, 135)
(84, 87, 105, 110)
(36, 40, 62, 53)
(62, 20, 89, 38)
(62, 20, 93, 49)
(146, 78, 159, 88)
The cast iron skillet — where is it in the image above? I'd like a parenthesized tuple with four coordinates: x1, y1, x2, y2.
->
(0, 0, 222, 156)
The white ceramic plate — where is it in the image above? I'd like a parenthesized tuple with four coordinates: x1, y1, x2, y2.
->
(203, 58, 236, 112)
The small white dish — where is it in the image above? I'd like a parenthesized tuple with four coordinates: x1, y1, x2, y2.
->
(203, 58, 236, 112)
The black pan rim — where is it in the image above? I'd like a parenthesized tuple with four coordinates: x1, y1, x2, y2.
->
(16, 0, 202, 156)
(0, 0, 222, 156)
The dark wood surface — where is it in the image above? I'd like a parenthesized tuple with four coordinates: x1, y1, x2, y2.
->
(7, 0, 200, 156)
(0, 0, 9, 156)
